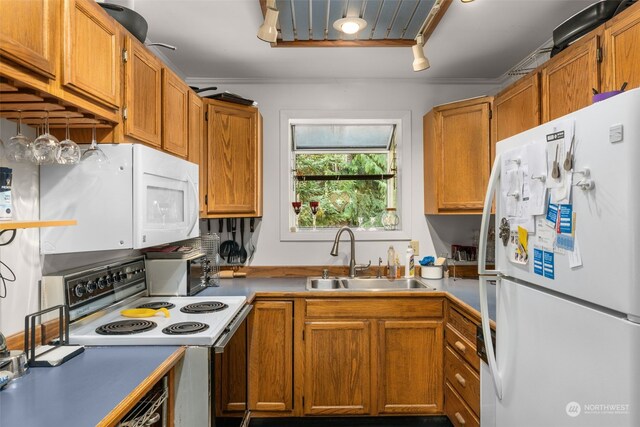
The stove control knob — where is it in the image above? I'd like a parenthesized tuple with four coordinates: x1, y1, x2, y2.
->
(97, 277, 107, 290)
(74, 283, 86, 298)
(86, 281, 97, 294)
(115, 272, 123, 282)
(106, 275, 114, 285)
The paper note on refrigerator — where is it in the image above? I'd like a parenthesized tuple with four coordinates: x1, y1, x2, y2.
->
(568, 234, 583, 269)
(526, 140, 548, 215)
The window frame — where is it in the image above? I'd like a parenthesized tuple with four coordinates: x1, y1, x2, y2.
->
(279, 110, 412, 242)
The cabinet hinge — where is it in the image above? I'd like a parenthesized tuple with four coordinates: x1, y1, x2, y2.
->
(205, 194, 208, 205)
(489, 108, 493, 120)
(596, 47, 603, 63)
(122, 48, 128, 63)
(302, 329, 305, 340)
(205, 111, 208, 121)
(302, 396, 305, 407)
(122, 107, 128, 120)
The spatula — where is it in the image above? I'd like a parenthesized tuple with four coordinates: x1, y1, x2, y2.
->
(219, 218, 233, 260)
(239, 218, 248, 264)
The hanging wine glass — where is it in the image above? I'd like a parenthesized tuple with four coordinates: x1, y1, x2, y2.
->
(291, 201, 302, 232)
(368, 216, 378, 231)
(81, 125, 108, 164)
(356, 217, 365, 231)
(57, 117, 81, 164)
(31, 111, 60, 165)
(5, 111, 33, 163)
(309, 201, 319, 231)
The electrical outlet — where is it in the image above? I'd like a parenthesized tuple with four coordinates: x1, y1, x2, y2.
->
(410, 240, 419, 256)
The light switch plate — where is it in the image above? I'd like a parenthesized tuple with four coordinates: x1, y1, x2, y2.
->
(609, 124, 623, 143)
(410, 240, 419, 256)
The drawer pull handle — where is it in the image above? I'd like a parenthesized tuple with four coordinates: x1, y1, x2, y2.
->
(454, 411, 466, 425)
(454, 341, 466, 352)
(455, 373, 466, 387)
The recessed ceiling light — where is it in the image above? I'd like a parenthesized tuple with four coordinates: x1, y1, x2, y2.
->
(333, 17, 368, 35)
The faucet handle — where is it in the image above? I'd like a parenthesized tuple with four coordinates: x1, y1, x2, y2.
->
(322, 269, 330, 279)
(354, 261, 371, 274)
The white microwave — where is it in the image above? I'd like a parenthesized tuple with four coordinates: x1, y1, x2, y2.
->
(40, 144, 199, 254)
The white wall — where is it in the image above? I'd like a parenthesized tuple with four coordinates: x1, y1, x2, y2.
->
(192, 79, 499, 267)
(0, 118, 40, 336)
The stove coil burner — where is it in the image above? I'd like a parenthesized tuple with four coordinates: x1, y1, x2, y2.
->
(180, 301, 228, 314)
(162, 322, 210, 335)
(96, 319, 157, 335)
(137, 301, 176, 310)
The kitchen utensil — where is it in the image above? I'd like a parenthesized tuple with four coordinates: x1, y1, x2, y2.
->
(228, 218, 241, 263)
(248, 218, 257, 263)
(120, 308, 170, 318)
(239, 218, 248, 264)
(220, 270, 247, 279)
(220, 219, 233, 260)
(563, 136, 574, 171)
(98, 3, 148, 43)
(551, 145, 561, 179)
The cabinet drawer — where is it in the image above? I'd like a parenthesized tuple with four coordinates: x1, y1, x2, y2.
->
(445, 346, 480, 416)
(448, 306, 477, 343)
(445, 382, 479, 427)
(445, 324, 479, 370)
(306, 298, 443, 319)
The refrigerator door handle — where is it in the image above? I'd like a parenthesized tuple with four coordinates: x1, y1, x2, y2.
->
(479, 153, 501, 276)
(480, 275, 503, 400)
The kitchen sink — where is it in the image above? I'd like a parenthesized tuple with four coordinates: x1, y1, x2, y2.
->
(306, 276, 434, 291)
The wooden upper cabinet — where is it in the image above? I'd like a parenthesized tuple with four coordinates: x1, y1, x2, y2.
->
(602, 3, 640, 92)
(304, 320, 371, 415)
(492, 73, 541, 154)
(0, 0, 57, 79)
(188, 91, 206, 216)
(62, 0, 120, 109)
(123, 36, 162, 147)
(205, 100, 263, 217)
(541, 31, 601, 123)
(377, 320, 443, 414)
(424, 97, 492, 214)
(162, 68, 189, 158)
(248, 301, 293, 413)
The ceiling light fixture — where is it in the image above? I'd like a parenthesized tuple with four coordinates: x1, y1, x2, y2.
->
(333, 17, 368, 35)
(412, 35, 430, 72)
(461, 0, 476, 3)
(257, 0, 279, 43)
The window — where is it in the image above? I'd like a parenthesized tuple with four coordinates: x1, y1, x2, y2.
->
(280, 111, 412, 241)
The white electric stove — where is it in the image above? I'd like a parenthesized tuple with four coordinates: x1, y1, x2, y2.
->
(68, 295, 246, 346)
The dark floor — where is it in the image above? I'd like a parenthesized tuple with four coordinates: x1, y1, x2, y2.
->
(218, 416, 452, 427)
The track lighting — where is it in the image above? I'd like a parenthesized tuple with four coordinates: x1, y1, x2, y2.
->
(257, 0, 279, 43)
(412, 35, 430, 72)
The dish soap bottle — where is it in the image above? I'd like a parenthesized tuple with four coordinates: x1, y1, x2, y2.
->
(404, 245, 415, 278)
(387, 245, 396, 278)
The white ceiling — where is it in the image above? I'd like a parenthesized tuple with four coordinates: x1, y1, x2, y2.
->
(124, 0, 596, 82)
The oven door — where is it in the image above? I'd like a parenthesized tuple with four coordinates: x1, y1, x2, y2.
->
(133, 144, 199, 249)
(213, 305, 253, 427)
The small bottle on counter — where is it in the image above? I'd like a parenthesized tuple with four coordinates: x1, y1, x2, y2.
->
(387, 245, 396, 278)
(404, 244, 415, 278)
(395, 255, 401, 279)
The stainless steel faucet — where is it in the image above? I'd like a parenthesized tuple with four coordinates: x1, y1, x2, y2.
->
(330, 226, 369, 278)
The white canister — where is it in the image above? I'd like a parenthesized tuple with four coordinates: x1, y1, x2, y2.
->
(420, 265, 443, 280)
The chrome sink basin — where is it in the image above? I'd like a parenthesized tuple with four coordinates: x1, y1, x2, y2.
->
(306, 276, 433, 291)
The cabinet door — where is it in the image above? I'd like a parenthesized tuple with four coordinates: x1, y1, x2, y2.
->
(377, 320, 443, 414)
(188, 91, 206, 216)
(541, 32, 600, 122)
(492, 73, 541, 159)
(304, 320, 371, 415)
(206, 101, 262, 217)
(436, 100, 491, 212)
(219, 319, 247, 414)
(62, 0, 120, 109)
(0, 0, 57, 79)
(602, 4, 640, 92)
(248, 301, 293, 412)
(124, 36, 162, 147)
(162, 68, 189, 158)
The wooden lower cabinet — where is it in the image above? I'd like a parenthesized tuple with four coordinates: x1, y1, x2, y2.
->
(304, 320, 371, 415)
(248, 300, 294, 413)
(377, 320, 443, 414)
(217, 319, 247, 415)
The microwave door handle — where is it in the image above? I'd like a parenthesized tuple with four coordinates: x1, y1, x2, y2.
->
(186, 174, 199, 235)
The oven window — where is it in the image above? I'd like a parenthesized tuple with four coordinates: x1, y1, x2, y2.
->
(147, 186, 185, 225)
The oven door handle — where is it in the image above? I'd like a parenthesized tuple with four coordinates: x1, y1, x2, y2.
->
(214, 305, 253, 353)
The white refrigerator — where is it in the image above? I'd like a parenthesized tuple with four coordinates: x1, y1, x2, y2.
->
(478, 89, 640, 427)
